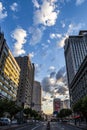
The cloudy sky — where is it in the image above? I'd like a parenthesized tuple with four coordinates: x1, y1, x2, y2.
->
(0, 0, 87, 114)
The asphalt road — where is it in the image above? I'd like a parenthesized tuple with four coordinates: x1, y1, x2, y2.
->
(15, 122, 83, 130)
(50, 122, 82, 130)
(16, 122, 47, 130)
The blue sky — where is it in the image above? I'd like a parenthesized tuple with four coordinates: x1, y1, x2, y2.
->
(0, 0, 87, 114)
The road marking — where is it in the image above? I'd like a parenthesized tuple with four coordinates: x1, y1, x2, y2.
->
(31, 125, 41, 130)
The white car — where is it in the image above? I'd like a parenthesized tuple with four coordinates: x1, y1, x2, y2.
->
(0, 117, 11, 125)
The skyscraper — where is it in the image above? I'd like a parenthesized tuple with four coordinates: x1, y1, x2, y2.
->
(32, 81, 42, 112)
(15, 56, 35, 108)
(0, 31, 20, 100)
(64, 30, 87, 107)
(53, 98, 61, 113)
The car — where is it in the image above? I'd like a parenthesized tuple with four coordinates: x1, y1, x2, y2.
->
(11, 119, 17, 124)
(0, 117, 11, 125)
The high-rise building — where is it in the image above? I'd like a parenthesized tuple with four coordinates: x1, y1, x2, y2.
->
(53, 98, 61, 113)
(0, 31, 20, 100)
(63, 99, 70, 109)
(64, 30, 87, 107)
(15, 56, 34, 108)
(32, 81, 42, 112)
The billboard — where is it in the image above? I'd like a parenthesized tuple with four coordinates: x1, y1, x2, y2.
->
(53, 99, 61, 112)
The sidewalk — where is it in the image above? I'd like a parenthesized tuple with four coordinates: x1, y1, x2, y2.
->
(68, 122, 87, 130)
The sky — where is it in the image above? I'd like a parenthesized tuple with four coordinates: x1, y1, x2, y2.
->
(0, 0, 87, 114)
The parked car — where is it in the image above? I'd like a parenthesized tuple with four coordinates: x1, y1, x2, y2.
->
(0, 117, 11, 125)
(11, 119, 17, 124)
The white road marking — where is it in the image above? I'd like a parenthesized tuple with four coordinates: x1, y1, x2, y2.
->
(31, 125, 41, 130)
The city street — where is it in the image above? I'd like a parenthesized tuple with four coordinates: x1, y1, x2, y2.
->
(16, 122, 47, 130)
(15, 122, 83, 130)
(50, 122, 82, 130)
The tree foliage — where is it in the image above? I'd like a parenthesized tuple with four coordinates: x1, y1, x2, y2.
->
(0, 99, 22, 118)
(73, 96, 87, 118)
(58, 108, 72, 118)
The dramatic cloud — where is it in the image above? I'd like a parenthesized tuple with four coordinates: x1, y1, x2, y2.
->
(58, 23, 85, 47)
(0, 2, 7, 20)
(41, 66, 69, 101)
(56, 66, 66, 81)
(76, 0, 86, 5)
(57, 86, 67, 95)
(42, 77, 56, 92)
(50, 71, 56, 78)
(33, 0, 59, 26)
(11, 27, 27, 56)
(10, 2, 18, 12)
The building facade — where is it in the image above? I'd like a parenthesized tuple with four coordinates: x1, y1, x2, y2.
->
(64, 30, 87, 107)
(15, 56, 34, 108)
(32, 81, 42, 112)
(0, 31, 20, 100)
(53, 98, 61, 113)
(63, 99, 70, 109)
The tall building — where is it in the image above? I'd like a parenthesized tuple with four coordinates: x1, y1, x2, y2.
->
(32, 81, 42, 112)
(64, 30, 87, 107)
(0, 31, 20, 100)
(15, 56, 35, 108)
(53, 98, 61, 113)
(63, 99, 70, 109)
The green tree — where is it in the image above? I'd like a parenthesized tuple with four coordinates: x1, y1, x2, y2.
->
(58, 108, 72, 118)
(0, 99, 22, 118)
(23, 108, 32, 118)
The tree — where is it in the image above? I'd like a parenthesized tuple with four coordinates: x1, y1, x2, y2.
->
(23, 108, 32, 118)
(58, 108, 72, 119)
(73, 96, 87, 123)
(0, 99, 22, 118)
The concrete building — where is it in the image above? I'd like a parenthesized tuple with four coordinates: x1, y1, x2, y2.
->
(32, 81, 42, 112)
(0, 31, 20, 100)
(63, 99, 70, 109)
(64, 30, 87, 107)
(15, 56, 35, 108)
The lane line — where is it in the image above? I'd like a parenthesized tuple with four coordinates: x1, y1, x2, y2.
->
(31, 125, 41, 130)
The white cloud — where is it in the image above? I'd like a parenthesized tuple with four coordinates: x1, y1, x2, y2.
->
(58, 23, 85, 47)
(33, 0, 59, 26)
(0, 2, 7, 20)
(50, 33, 62, 39)
(10, 2, 18, 12)
(32, 0, 40, 8)
(11, 27, 27, 56)
(29, 26, 45, 45)
(48, 66, 55, 71)
(76, 0, 85, 5)
(28, 52, 34, 59)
